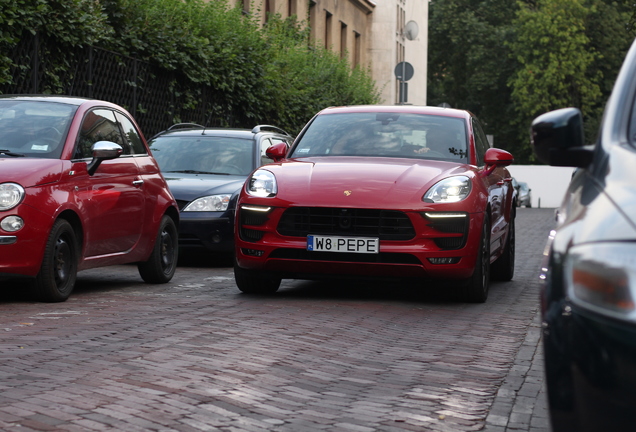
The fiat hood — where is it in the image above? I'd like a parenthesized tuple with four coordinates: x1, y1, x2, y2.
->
(265, 157, 473, 207)
(0, 158, 65, 187)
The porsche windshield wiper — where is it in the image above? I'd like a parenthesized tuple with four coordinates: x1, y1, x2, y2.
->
(168, 170, 230, 175)
(0, 149, 25, 157)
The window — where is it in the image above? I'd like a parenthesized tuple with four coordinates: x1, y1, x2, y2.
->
(325, 11, 332, 49)
(115, 112, 146, 155)
(353, 32, 361, 68)
(340, 22, 347, 60)
(472, 118, 490, 166)
(75, 109, 125, 159)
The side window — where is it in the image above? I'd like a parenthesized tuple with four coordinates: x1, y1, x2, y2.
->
(75, 109, 126, 159)
(472, 118, 489, 166)
(260, 137, 274, 166)
(115, 112, 146, 155)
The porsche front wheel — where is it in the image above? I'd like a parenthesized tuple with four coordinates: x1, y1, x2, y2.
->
(234, 263, 281, 294)
(32, 219, 78, 302)
(460, 213, 491, 303)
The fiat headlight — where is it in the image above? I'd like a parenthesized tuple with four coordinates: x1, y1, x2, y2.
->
(247, 169, 277, 197)
(183, 194, 231, 212)
(423, 176, 471, 203)
(0, 183, 25, 211)
(565, 243, 636, 321)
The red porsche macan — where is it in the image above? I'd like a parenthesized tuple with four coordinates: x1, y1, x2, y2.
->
(234, 105, 516, 302)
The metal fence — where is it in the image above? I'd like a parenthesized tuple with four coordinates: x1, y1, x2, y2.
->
(0, 32, 226, 138)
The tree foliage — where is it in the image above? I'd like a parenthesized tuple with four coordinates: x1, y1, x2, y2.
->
(0, 0, 379, 135)
(429, 0, 635, 163)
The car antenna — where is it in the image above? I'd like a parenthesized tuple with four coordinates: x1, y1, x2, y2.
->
(202, 111, 214, 136)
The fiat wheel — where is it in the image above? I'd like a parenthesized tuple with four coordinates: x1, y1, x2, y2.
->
(138, 215, 178, 284)
(32, 219, 78, 302)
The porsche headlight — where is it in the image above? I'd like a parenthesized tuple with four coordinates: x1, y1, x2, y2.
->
(0, 183, 25, 211)
(423, 176, 471, 203)
(183, 194, 231, 212)
(247, 169, 277, 197)
(565, 243, 636, 321)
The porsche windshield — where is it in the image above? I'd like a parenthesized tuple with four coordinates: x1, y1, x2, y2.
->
(0, 100, 76, 159)
(291, 112, 468, 162)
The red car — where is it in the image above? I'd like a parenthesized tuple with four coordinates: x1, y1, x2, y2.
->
(0, 95, 179, 302)
(234, 105, 516, 302)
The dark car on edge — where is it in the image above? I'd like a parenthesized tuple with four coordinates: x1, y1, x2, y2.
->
(148, 124, 293, 252)
(531, 38, 636, 431)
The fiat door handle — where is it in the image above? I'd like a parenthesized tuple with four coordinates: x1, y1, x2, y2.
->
(132, 180, 144, 187)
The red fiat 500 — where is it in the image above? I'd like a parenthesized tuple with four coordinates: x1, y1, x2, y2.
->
(234, 105, 516, 302)
(0, 95, 179, 302)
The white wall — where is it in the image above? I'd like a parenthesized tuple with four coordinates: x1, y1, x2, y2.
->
(507, 165, 576, 208)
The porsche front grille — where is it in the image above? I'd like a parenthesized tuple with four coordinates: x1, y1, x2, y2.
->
(277, 207, 415, 240)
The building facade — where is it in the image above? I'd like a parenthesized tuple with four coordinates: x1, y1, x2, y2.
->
(233, 0, 428, 105)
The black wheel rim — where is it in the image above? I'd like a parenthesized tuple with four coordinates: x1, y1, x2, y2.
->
(159, 227, 176, 273)
(53, 236, 72, 287)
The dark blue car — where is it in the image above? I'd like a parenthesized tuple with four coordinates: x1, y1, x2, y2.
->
(531, 38, 636, 432)
(149, 124, 293, 252)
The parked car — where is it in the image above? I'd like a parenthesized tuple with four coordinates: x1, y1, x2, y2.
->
(517, 181, 532, 207)
(234, 105, 517, 302)
(0, 95, 179, 302)
(531, 39, 636, 432)
(148, 124, 293, 252)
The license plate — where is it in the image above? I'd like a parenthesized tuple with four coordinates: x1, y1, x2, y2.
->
(307, 235, 379, 254)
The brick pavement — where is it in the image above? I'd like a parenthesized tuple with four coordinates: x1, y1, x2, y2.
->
(0, 208, 556, 432)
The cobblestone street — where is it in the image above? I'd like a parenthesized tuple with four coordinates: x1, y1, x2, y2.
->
(0, 208, 554, 432)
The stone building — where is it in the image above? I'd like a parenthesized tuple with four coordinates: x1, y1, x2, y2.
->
(233, 0, 428, 105)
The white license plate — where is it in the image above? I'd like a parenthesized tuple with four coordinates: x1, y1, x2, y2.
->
(307, 235, 379, 254)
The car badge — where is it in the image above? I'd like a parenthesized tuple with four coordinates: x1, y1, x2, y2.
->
(343, 190, 352, 196)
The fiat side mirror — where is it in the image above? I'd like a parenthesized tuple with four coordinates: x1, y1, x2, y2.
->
(87, 141, 123, 175)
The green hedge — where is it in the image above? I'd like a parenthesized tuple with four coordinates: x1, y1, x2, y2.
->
(0, 0, 379, 134)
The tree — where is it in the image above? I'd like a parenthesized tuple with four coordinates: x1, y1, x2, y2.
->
(427, 0, 522, 158)
(509, 0, 602, 154)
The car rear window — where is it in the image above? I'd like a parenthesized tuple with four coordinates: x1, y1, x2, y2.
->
(149, 136, 254, 176)
(291, 112, 468, 162)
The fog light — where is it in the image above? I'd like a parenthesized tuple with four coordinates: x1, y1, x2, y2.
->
(243, 248, 265, 257)
(1, 215, 24, 232)
(428, 257, 460, 265)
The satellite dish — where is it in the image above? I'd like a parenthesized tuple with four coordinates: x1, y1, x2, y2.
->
(404, 20, 419, 40)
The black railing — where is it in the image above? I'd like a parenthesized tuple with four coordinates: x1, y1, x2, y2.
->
(0, 32, 231, 138)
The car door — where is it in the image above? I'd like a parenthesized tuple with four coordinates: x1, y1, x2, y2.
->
(72, 108, 145, 258)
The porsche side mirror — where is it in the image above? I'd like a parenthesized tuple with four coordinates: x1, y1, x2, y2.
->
(484, 148, 514, 166)
(531, 107, 593, 167)
(87, 141, 123, 176)
(265, 142, 288, 162)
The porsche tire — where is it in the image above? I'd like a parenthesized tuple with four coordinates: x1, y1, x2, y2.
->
(234, 263, 281, 294)
(491, 213, 515, 281)
(459, 213, 490, 303)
